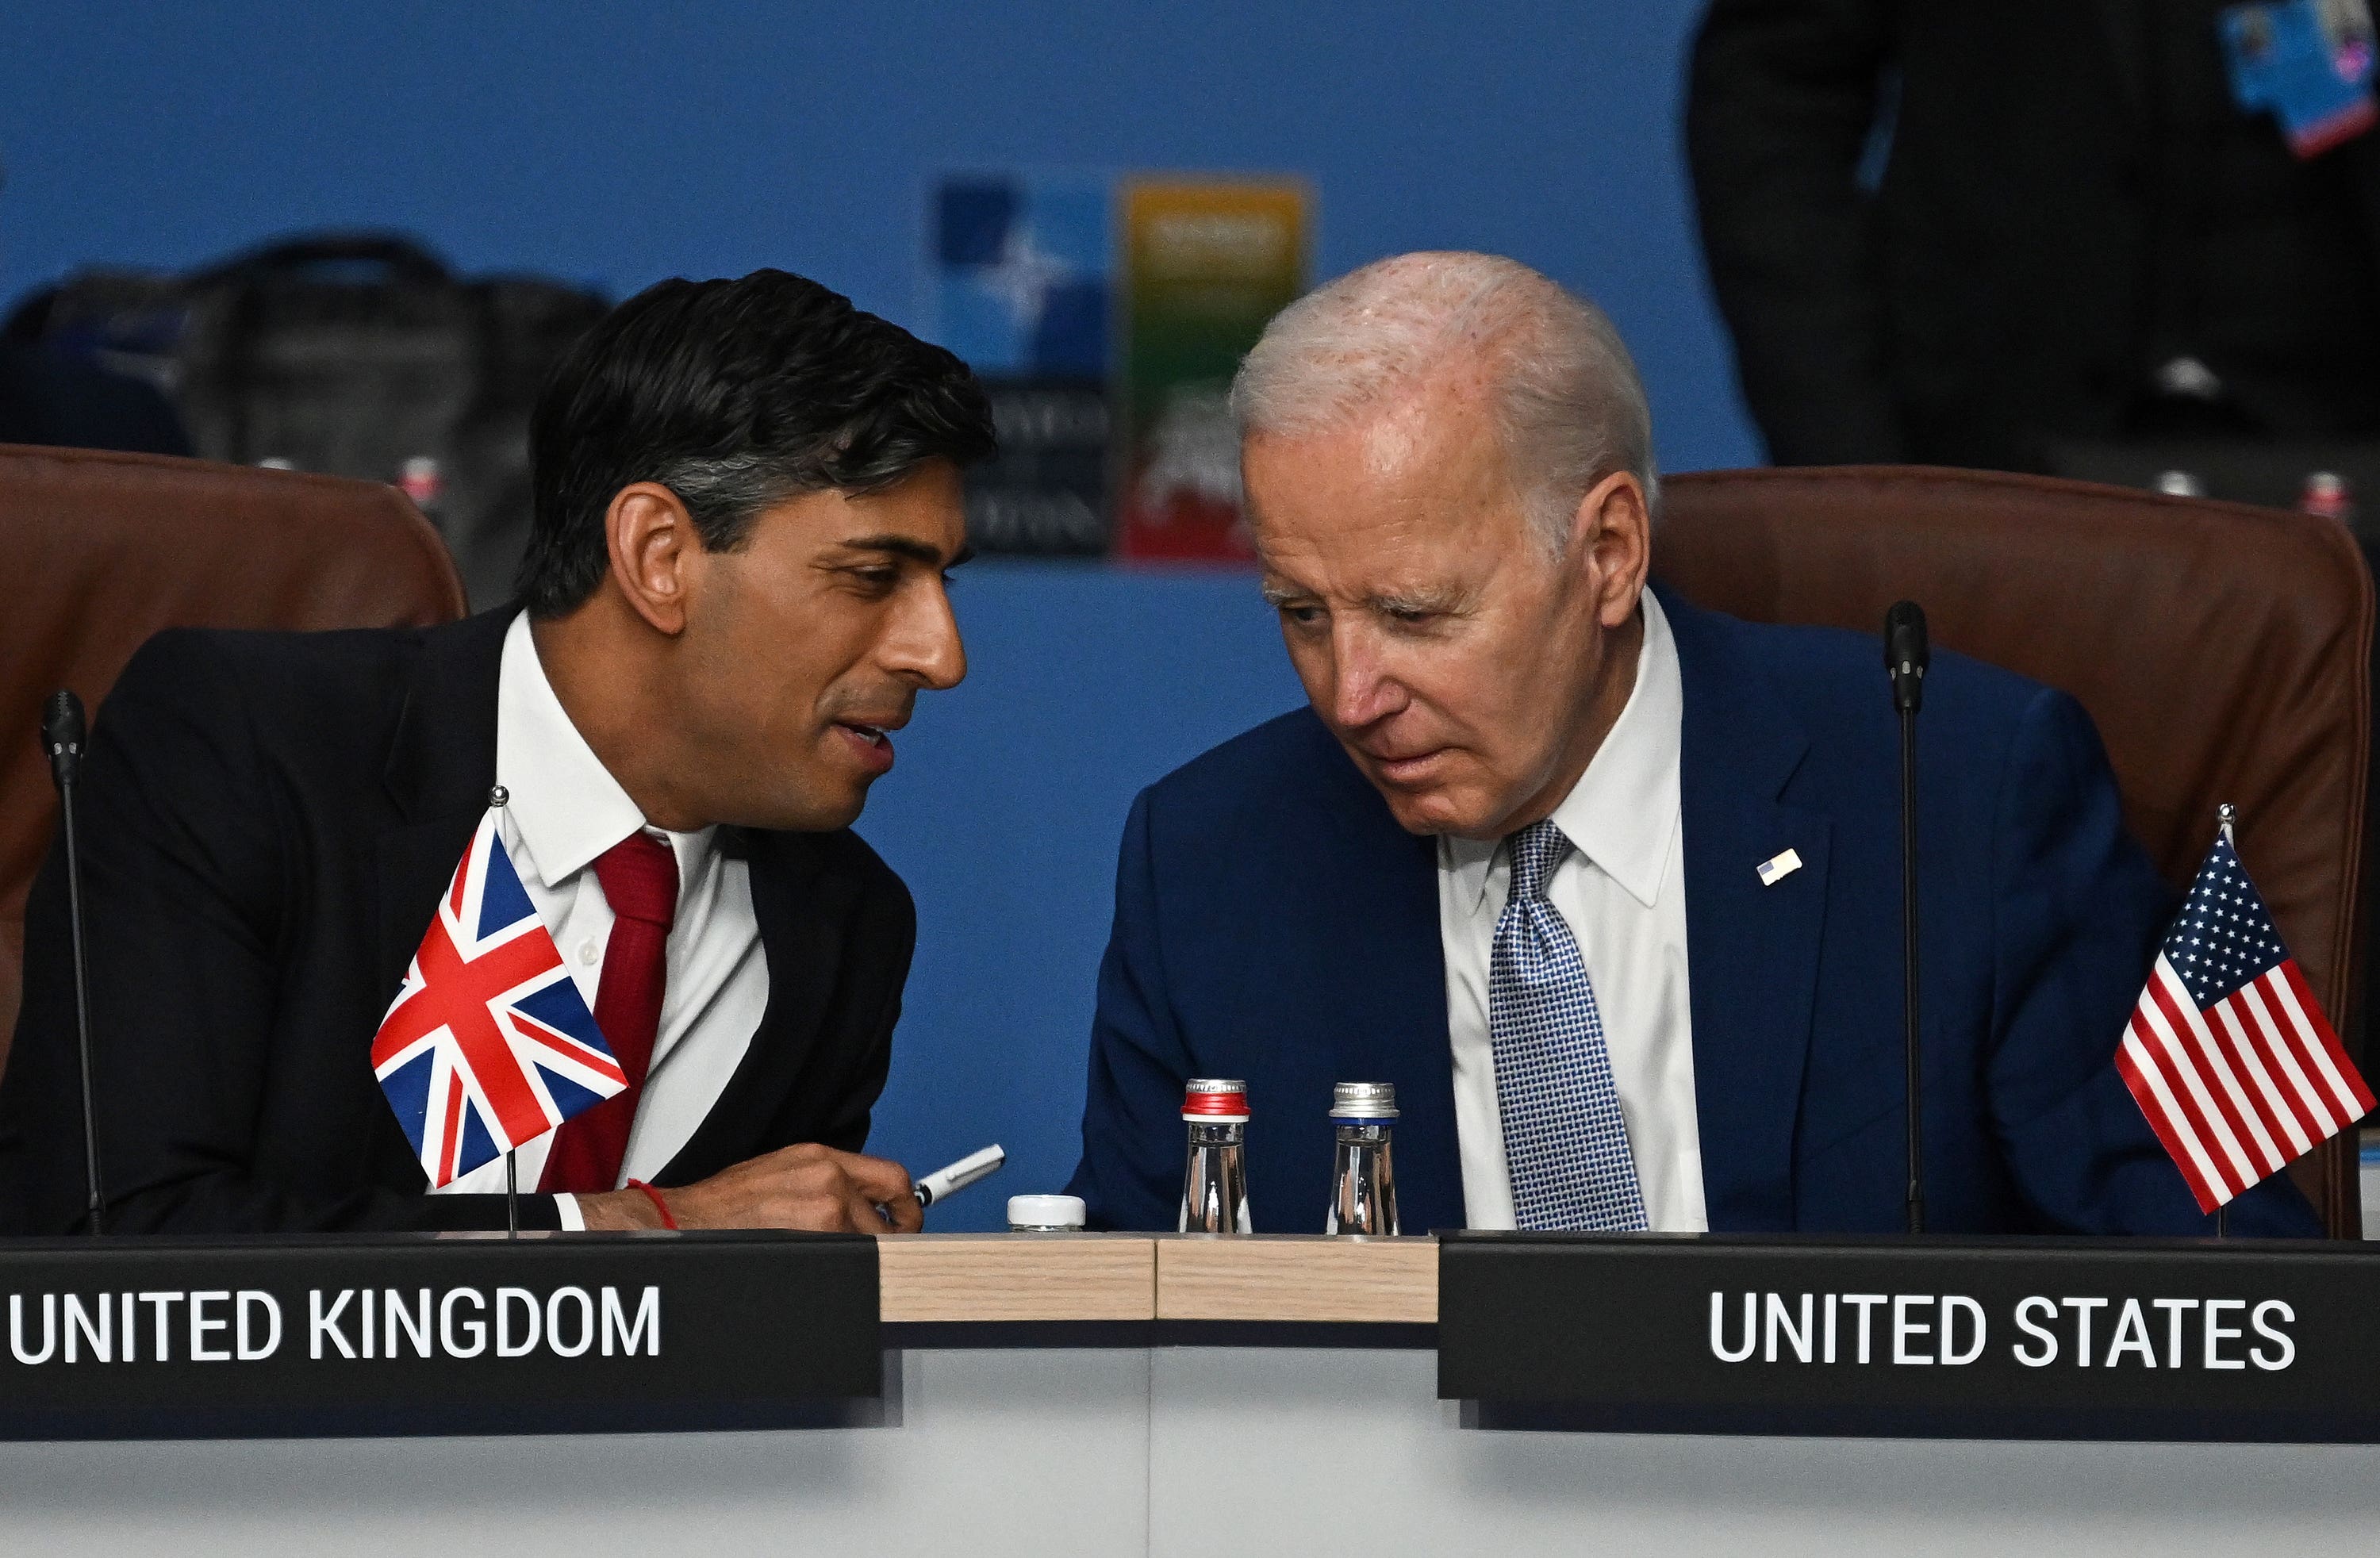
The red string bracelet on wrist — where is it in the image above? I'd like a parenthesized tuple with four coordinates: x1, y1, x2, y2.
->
(626, 1179, 678, 1230)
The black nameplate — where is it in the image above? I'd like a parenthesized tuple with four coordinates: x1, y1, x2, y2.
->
(0, 1231, 879, 1439)
(1438, 1233, 2380, 1442)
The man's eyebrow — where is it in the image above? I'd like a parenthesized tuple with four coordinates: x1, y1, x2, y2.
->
(1369, 584, 1472, 616)
(835, 532, 965, 568)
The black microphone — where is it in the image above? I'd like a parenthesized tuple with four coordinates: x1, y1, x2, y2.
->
(1886, 601, 1927, 715)
(39, 690, 106, 1235)
(1882, 604, 1928, 1234)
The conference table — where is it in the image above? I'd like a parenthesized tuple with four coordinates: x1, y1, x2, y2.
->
(3, 1230, 2378, 1556)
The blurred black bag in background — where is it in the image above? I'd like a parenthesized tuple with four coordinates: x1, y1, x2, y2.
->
(6, 232, 606, 608)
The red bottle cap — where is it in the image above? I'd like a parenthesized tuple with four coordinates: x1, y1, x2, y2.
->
(1182, 1078, 1249, 1122)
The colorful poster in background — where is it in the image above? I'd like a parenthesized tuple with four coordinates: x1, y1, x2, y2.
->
(1114, 178, 1309, 563)
(930, 175, 1114, 555)
(2220, 0, 2378, 158)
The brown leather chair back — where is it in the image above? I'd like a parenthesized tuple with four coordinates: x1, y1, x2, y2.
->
(1655, 466, 2373, 1234)
(2, 445, 466, 1071)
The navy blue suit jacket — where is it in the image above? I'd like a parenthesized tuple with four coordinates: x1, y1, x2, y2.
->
(1065, 585, 2320, 1237)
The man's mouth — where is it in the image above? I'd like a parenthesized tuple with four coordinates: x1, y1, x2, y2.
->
(1350, 743, 1449, 786)
(832, 715, 905, 773)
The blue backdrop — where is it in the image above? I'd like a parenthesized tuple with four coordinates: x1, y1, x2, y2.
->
(862, 566, 1303, 1223)
(3, 1, 1759, 1226)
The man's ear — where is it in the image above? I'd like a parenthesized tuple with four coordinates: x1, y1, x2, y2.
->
(1568, 470, 1653, 630)
(604, 482, 701, 635)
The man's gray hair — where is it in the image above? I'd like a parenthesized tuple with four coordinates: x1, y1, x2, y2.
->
(1230, 251, 1658, 553)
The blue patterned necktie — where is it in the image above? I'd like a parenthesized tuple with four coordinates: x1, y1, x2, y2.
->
(1490, 818, 1650, 1231)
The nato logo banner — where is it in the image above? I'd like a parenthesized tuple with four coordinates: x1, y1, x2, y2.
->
(929, 173, 1114, 556)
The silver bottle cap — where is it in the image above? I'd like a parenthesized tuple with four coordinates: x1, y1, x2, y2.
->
(1330, 1081, 1399, 1120)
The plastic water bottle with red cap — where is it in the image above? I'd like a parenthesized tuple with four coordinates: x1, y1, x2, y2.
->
(1179, 1078, 1252, 1233)
(2302, 470, 2356, 524)
(1324, 1082, 1399, 1235)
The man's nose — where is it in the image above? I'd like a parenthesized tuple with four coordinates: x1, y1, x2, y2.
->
(1328, 629, 1405, 730)
(886, 581, 967, 691)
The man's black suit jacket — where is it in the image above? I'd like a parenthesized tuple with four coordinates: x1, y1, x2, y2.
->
(0, 609, 916, 1234)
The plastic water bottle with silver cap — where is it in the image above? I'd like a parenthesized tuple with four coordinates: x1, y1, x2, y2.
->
(1324, 1082, 1399, 1235)
(1179, 1079, 1252, 1233)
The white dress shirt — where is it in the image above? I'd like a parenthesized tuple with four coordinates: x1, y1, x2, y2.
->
(1438, 588, 1709, 1232)
(432, 612, 770, 1226)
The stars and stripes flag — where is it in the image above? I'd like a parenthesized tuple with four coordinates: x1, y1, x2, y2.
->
(371, 808, 627, 1188)
(2116, 830, 2374, 1213)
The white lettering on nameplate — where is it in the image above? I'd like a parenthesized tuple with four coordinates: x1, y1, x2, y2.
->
(6, 1286, 660, 1364)
(1706, 1292, 2295, 1371)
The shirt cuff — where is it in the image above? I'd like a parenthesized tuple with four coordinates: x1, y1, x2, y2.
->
(553, 1193, 585, 1231)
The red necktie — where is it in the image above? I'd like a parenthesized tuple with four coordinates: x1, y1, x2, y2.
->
(539, 831, 679, 1194)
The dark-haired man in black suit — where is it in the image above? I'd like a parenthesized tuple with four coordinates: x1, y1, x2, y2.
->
(0, 268, 994, 1235)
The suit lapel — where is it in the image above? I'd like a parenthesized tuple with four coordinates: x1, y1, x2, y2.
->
(1288, 717, 1464, 1231)
(1335, 823, 1460, 1232)
(659, 827, 835, 1180)
(1656, 584, 1831, 1233)
(367, 608, 513, 1189)
(374, 610, 512, 1003)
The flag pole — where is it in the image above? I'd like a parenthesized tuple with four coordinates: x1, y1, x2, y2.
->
(489, 781, 521, 1243)
(2216, 800, 2236, 1241)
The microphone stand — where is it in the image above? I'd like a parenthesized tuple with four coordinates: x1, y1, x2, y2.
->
(40, 690, 106, 1235)
(1885, 604, 1929, 1235)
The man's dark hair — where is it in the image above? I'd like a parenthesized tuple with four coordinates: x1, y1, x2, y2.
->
(516, 268, 994, 616)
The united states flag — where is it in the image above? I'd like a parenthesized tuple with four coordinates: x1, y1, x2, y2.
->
(2116, 833, 2374, 1213)
(372, 809, 628, 1188)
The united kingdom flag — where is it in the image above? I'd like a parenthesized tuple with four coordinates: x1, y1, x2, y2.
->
(372, 808, 627, 1188)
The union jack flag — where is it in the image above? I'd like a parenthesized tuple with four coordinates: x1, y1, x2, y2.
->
(372, 808, 627, 1188)
(2116, 831, 2374, 1213)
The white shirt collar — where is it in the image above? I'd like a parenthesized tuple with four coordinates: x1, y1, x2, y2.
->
(494, 610, 715, 891)
(1445, 587, 1684, 911)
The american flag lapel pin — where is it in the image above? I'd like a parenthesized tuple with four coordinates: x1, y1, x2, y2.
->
(1756, 848, 1803, 887)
